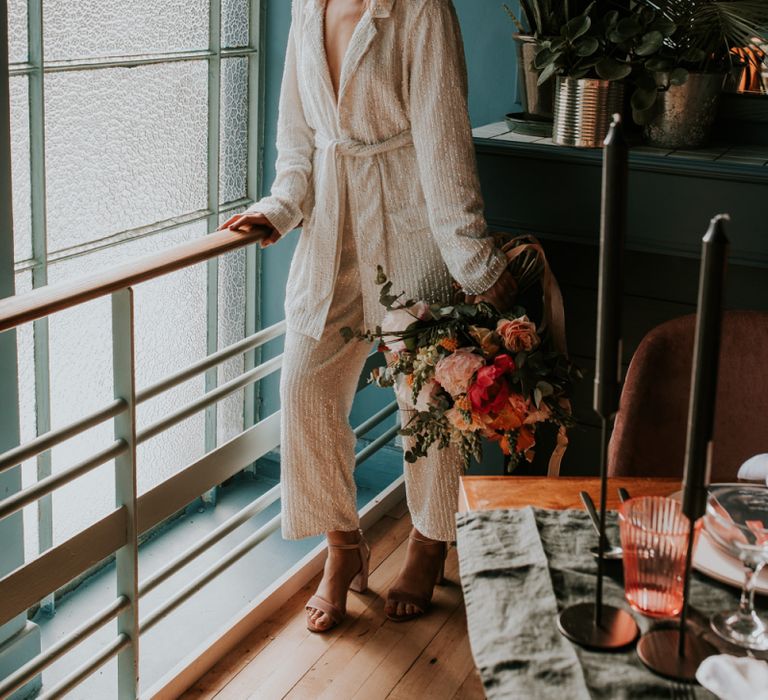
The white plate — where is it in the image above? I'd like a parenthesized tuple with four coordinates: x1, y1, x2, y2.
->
(694, 530, 768, 595)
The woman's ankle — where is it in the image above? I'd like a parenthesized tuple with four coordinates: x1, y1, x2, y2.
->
(327, 528, 360, 546)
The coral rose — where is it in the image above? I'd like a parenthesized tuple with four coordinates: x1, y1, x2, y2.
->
(496, 316, 540, 353)
(468, 354, 515, 415)
(434, 348, 485, 397)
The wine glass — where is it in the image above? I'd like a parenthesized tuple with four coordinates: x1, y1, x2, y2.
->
(704, 485, 768, 651)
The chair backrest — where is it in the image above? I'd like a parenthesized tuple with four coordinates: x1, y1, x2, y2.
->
(608, 311, 768, 481)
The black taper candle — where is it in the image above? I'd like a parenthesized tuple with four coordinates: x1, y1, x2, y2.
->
(637, 216, 728, 678)
(677, 214, 729, 656)
(593, 114, 628, 418)
(682, 214, 729, 522)
(557, 115, 638, 651)
(593, 113, 627, 625)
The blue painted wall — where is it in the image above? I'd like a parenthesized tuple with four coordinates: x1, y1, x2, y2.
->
(257, 0, 521, 423)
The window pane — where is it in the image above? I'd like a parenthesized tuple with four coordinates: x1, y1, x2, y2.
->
(44, 61, 208, 253)
(7, 0, 28, 64)
(222, 0, 249, 49)
(43, 0, 209, 62)
(217, 244, 247, 445)
(47, 222, 207, 544)
(220, 57, 248, 205)
(10, 76, 31, 262)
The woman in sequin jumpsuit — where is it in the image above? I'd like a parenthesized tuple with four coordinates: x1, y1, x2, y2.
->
(221, 0, 515, 632)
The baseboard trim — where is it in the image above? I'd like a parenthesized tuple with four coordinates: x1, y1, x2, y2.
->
(142, 475, 406, 700)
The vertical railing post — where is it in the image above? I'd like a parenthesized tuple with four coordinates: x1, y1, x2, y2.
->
(28, 0, 55, 616)
(111, 289, 139, 699)
(243, 0, 265, 474)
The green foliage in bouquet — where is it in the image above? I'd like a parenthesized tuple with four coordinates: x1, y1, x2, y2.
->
(341, 267, 582, 472)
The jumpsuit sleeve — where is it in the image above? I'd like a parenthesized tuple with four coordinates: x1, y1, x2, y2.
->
(407, 0, 508, 294)
(245, 3, 314, 236)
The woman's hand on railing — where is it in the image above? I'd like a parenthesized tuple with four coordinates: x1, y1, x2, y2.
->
(219, 212, 281, 248)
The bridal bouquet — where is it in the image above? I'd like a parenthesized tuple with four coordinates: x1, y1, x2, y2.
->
(342, 237, 581, 471)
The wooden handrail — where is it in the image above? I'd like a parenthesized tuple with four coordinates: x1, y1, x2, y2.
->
(0, 226, 269, 333)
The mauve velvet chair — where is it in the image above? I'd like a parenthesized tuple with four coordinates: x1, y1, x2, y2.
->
(608, 311, 768, 481)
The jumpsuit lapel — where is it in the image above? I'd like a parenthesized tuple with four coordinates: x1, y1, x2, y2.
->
(304, 0, 338, 112)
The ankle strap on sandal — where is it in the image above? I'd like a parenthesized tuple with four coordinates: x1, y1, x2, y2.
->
(409, 532, 446, 546)
(327, 530, 365, 549)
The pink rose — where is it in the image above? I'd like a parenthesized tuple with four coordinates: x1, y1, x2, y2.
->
(434, 348, 485, 397)
(496, 316, 540, 353)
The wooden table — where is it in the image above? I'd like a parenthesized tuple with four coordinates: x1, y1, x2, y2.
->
(458, 476, 681, 513)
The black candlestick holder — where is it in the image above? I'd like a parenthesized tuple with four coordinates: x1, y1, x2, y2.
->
(636, 215, 729, 680)
(556, 114, 639, 651)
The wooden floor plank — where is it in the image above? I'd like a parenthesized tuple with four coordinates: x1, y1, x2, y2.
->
(387, 601, 476, 699)
(348, 551, 463, 700)
(213, 514, 412, 700)
(452, 669, 486, 700)
(185, 504, 484, 700)
(247, 542, 410, 700)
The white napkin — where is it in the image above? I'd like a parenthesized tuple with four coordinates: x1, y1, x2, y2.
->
(696, 654, 768, 700)
(737, 453, 768, 483)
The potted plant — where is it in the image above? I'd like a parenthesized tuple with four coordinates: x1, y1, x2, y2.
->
(503, 1, 570, 120)
(533, 3, 632, 147)
(629, 0, 768, 148)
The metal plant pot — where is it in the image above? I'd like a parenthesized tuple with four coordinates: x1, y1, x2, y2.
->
(552, 77, 625, 148)
(513, 34, 554, 121)
(643, 72, 725, 149)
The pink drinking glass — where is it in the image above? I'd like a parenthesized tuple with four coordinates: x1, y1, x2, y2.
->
(619, 496, 694, 618)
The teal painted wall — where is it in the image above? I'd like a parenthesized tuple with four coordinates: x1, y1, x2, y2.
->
(257, 0, 522, 426)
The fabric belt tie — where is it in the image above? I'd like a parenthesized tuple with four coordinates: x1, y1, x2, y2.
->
(312, 128, 414, 305)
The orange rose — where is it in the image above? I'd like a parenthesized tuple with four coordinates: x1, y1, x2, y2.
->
(496, 316, 540, 353)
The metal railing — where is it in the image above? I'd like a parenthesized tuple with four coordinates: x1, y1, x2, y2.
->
(0, 227, 400, 699)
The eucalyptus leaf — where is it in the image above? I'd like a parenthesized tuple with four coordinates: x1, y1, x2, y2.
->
(534, 47, 554, 69)
(575, 36, 599, 56)
(615, 16, 643, 40)
(562, 13, 591, 40)
(669, 67, 689, 86)
(681, 47, 707, 64)
(650, 18, 676, 37)
(631, 86, 657, 111)
(603, 10, 619, 27)
(537, 60, 560, 86)
(595, 56, 632, 81)
(645, 57, 672, 72)
(635, 30, 664, 56)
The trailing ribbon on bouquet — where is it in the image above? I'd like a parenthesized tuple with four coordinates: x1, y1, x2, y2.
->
(500, 233, 570, 476)
(499, 234, 568, 357)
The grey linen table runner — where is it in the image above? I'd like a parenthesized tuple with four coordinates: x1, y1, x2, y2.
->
(455, 507, 767, 700)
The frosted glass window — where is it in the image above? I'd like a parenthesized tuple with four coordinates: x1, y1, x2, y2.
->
(220, 58, 249, 204)
(222, 0, 250, 48)
(43, 0, 209, 62)
(217, 246, 247, 444)
(47, 223, 208, 544)
(44, 61, 209, 252)
(10, 76, 31, 262)
(7, 0, 28, 64)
